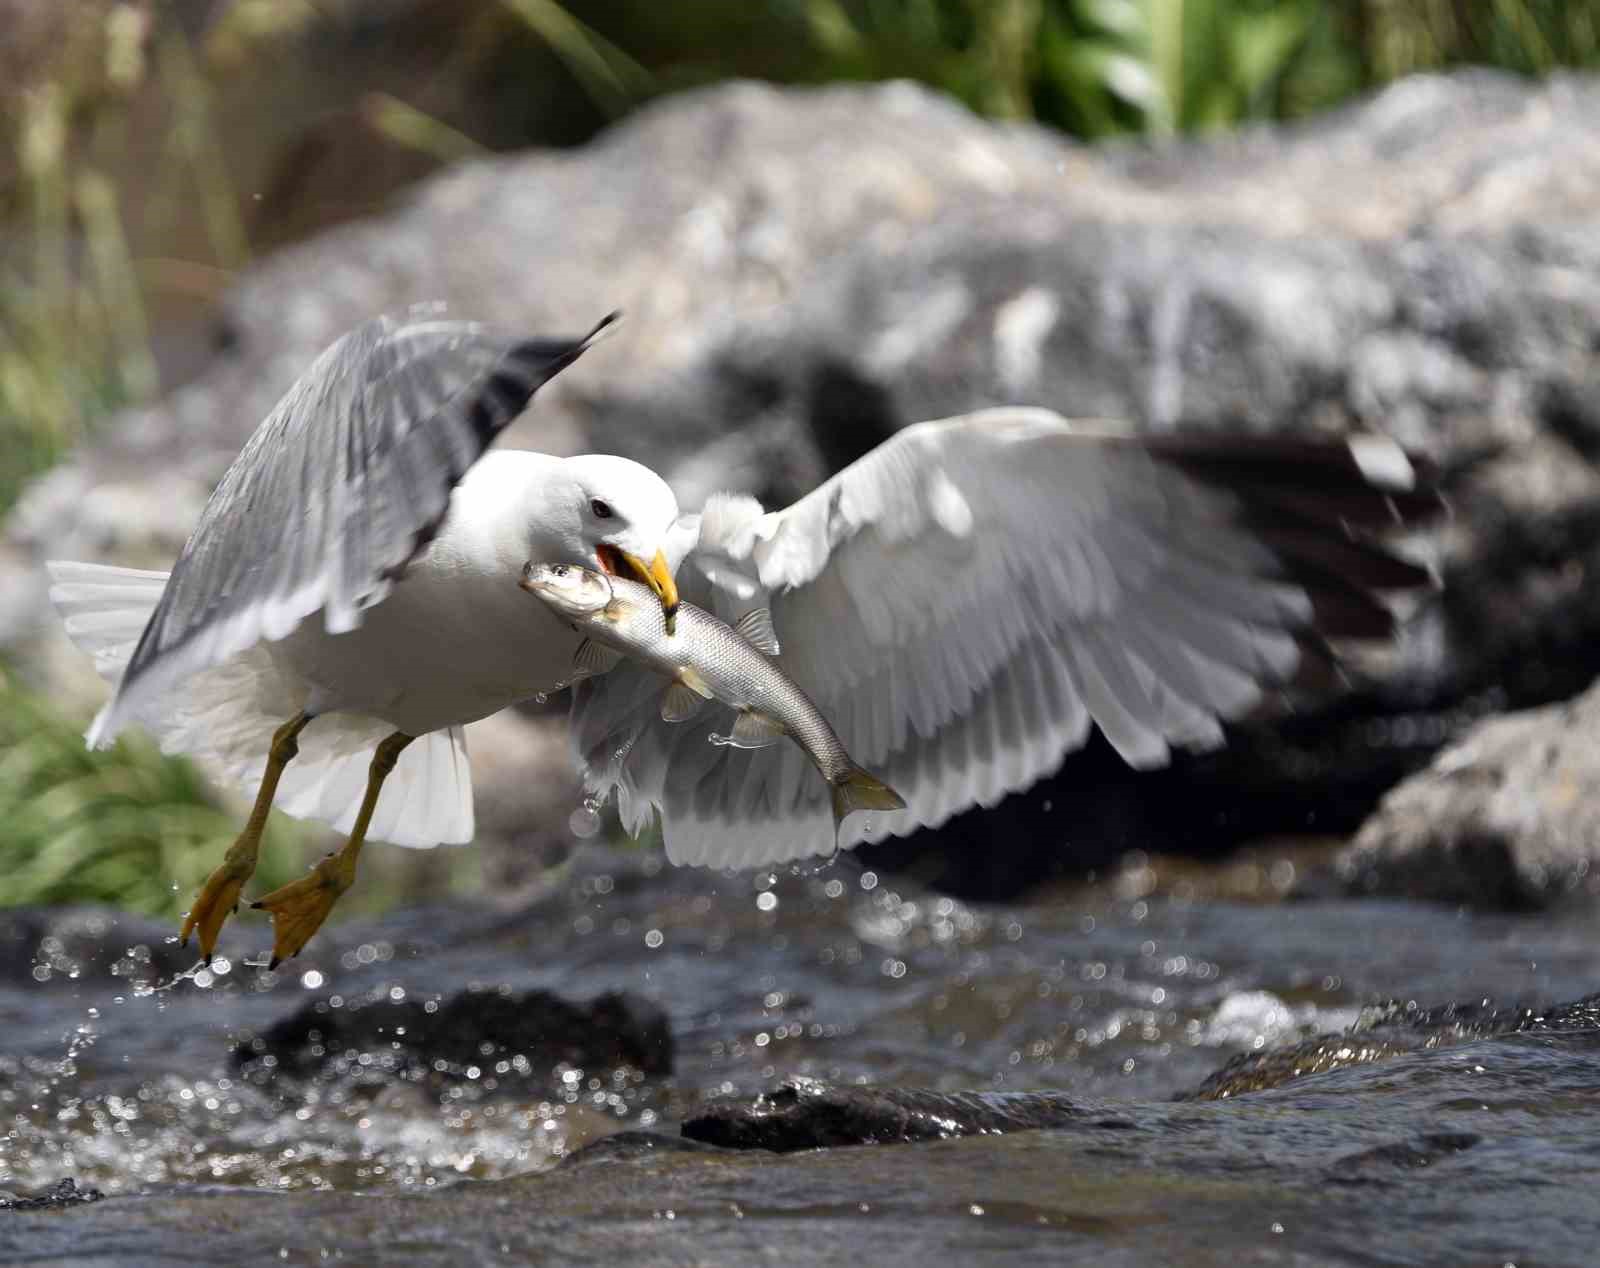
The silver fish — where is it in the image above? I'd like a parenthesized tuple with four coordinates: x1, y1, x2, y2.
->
(520, 562, 904, 832)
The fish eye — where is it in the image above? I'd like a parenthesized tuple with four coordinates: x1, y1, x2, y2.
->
(551, 564, 569, 577)
(589, 498, 614, 520)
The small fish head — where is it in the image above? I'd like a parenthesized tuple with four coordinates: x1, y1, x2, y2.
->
(520, 562, 614, 617)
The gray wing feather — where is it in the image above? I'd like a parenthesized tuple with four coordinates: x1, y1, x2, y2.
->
(96, 309, 616, 742)
(570, 409, 1442, 870)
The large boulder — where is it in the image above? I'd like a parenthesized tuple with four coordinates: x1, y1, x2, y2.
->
(10, 70, 1600, 886)
(1334, 678, 1600, 909)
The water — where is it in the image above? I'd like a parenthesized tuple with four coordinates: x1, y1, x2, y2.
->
(3, 846, 1599, 1262)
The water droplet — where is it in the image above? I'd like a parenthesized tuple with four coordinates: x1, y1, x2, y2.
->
(569, 797, 602, 839)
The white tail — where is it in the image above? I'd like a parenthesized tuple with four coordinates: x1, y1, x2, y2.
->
(46, 561, 473, 847)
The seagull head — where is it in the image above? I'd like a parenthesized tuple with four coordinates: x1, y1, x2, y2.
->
(557, 454, 681, 630)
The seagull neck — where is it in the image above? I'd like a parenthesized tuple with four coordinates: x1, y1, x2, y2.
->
(438, 449, 574, 582)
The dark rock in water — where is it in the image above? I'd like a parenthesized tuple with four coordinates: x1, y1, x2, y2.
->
(1328, 1132, 1482, 1182)
(233, 985, 671, 1095)
(0, 907, 188, 990)
(683, 1076, 1099, 1151)
(0, 1178, 103, 1211)
(558, 1131, 729, 1169)
(1185, 991, 1600, 1100)
(1335, 680, 1600, 910)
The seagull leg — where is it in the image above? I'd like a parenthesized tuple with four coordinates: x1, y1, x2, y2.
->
(251, 731, 415, 969)
(180, 711, 311, 964)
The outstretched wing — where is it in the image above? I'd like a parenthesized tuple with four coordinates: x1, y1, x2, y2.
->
(571, 408, 1441, 868)
(92, 309, 617, 745)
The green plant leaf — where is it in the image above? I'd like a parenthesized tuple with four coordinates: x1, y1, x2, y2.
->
(1229, 2, 1317, 100)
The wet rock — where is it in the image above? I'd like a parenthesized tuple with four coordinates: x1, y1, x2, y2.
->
(233, 984, 672, 1095)
(1328, 1131, 1482, 1182)
(558, 1131, 728, 1169)
(1336, 678, 1600, 910)
(0, 1177, 103, 1211)
(1185, 991, 1600, 1100)
(0, 906, 188, 990)
(683, 1076, 1100, 1151)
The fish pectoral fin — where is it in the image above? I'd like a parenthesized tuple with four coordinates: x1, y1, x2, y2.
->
(570, 639, 623, 681)
(722, 710, 788, 750)
(661, 681, 708, 723)
(678, 667, 715, 699)
(733, 607, 781, 656)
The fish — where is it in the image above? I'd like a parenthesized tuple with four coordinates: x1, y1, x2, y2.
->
(520, 562, 905, 833)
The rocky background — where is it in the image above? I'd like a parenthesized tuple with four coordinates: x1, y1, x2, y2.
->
(7, 54, 1600, 909)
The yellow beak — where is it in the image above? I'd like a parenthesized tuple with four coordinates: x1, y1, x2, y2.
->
(619, 548, 680, 633)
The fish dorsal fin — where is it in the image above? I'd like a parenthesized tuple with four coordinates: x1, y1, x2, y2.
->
(723, 710, 787, 750)
(660, 680, 707, 723)
(570, 638, 623, 681)
(733, 607, 781, 656)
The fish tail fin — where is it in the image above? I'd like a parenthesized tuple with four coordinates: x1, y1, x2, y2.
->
(830, 765, 906, 830)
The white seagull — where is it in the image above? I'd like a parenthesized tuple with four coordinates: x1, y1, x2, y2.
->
(47, 309, 1439, 965)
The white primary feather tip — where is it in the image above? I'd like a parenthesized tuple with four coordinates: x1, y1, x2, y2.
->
(1347, 435, 1415, 491)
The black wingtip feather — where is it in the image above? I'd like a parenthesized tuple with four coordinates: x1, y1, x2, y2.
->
(1146, 431, 1444, 642)
(1147, 433, 1447, 526)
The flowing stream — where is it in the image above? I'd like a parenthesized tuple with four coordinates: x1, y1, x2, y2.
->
(3, 845, 1598, 1263)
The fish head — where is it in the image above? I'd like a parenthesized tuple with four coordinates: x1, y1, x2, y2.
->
(520, 562, 615, 618)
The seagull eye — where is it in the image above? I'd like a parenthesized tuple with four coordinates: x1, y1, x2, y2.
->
(589, 499, 614, 520)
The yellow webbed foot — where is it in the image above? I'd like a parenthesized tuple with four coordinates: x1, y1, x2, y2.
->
(179, 845, 257, 965)
(250, 850, 354, 969)
(180, 711, 311, 965)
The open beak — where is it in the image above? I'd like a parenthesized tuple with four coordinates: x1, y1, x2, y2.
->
(600, 546, 680, 632)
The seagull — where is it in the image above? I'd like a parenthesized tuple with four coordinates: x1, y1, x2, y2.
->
(47, 309, 1440, 965)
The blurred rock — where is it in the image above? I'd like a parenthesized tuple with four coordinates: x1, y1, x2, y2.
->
(682, 1076, 1101, 1151)
(461, 709, 585, 899)
(234, 983, 672, 1096)
(11, 71, 1600, 885)
(1333, 679, 1600, 909)
(0, 906, 189, 990)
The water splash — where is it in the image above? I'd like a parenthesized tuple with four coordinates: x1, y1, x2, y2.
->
(708, 732, 774, 750)
(129, 955, 234, 1001)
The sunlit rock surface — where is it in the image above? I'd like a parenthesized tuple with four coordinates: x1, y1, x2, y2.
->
(1337, 679, 1600, 909)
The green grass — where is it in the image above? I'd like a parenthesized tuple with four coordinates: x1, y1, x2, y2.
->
(0, 669, 304, 917)
(737, 0, 1600, 139)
